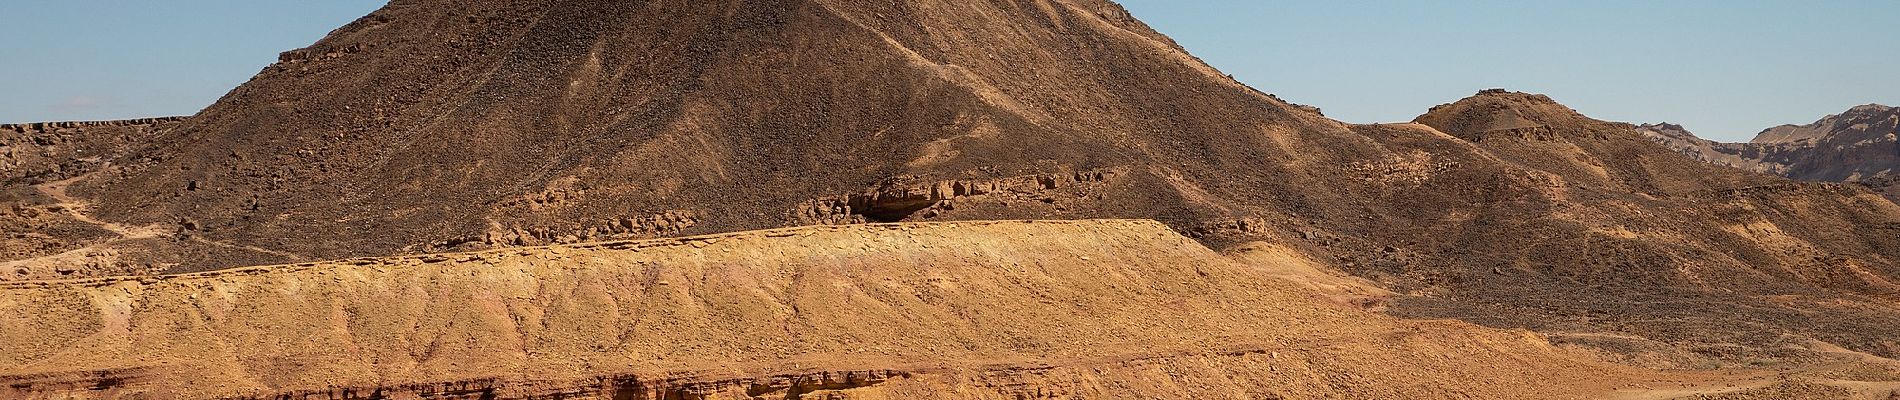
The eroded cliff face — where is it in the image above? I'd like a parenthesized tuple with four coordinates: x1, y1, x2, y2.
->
(1635, 123, 1792, 175)
(1755, 105, 1900, 145)
(1637, 105, 1900, 202)
(0, 220, 1644, 399)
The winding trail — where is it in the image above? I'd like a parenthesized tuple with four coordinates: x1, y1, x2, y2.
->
(29, 172, 306, 262)
(36, 174, 165, 240)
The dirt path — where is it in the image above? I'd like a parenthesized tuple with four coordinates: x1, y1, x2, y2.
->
(35, 174, 166, 240)
(31, 172, 305, 262)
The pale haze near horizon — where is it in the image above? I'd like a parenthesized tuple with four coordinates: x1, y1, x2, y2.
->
(3, 1, 1895, 142)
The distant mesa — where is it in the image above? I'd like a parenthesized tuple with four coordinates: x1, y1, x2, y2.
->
(1637, 103, 1900, 201)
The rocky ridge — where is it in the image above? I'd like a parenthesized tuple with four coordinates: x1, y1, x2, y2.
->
(1, 117, 186, 186)
(1378, 90, 1900, 360)
(1637, 104, 1900, 202)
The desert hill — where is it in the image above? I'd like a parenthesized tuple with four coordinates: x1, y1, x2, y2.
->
(56, 0, 1351, 272)
(4, 0, 1900, 378)
(1336, 90, 1900, 361)
(1, 220, 1671, 399)
(1638, 104, 1900, 202)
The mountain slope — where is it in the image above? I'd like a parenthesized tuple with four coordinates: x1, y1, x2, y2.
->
(1362, 91, 1900, 359)
(1, 118, 185, 186)
(6, 0, 1900, 364)
(1, 118, 201, 280)
(68, 0, 1345, 269)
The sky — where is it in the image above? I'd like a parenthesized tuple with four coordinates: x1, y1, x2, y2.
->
(1118, 0, 1900, 140)
(3, 1, 1896, 141)
(0, 1, 385, 125)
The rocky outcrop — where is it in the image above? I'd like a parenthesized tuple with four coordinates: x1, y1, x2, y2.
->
(1752, 104, 1900, 184)
(1754, 104, 1900, 145)
(0, 117, 185, 185)
(795, 168, 1122, 225)
(0, 117, 186, 134)
(1417, 90, 1614, 142)
(419, 210, 702, 252)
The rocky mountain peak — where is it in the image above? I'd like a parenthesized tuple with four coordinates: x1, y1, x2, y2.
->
(1638, 122, 1688, 131)
(1753, 103, 1900, 145)
(1848, 103, 1897, 114)
(1414, 89, 1593, 142)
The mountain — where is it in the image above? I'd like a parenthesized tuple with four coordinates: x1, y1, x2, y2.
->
(5, 0, 1900, 374)
(1756, 104, 1900, 148)
(1632, 122, 1789, 174)
(1638, 104, 1900, 202)
(56, 0, 1348, 272)
(1370, 91, 1900, 360)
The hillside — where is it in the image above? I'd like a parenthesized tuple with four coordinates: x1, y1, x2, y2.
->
(43, 0, 1354, 273)
(1, 117, 186, 186)
(1, 220, 1665, 399)
(3, 0, 1899, 374)
(1361, 90, 1900, 361)
(2, 117, 203, 280)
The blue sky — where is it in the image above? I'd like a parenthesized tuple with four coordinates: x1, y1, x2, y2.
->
(0, 1, 384, 125)
(3, 1, 1896, 141)
(1119, 0, 1900, 140)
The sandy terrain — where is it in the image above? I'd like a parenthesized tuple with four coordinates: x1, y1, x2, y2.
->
(1, 220, 1688, 399)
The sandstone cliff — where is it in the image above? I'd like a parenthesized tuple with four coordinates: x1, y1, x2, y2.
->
(0, 220, 1651, 399)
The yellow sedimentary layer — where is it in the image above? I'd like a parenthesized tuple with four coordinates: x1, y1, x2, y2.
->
(0, 220, 1635, 399)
